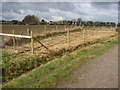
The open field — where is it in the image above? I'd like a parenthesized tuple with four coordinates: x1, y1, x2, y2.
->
(3, 26, 117, 55)
(2, 25, 75, 35)
(1, 25, 118, 83)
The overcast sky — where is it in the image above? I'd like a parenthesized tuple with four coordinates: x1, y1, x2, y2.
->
(1, 2, 118, 23)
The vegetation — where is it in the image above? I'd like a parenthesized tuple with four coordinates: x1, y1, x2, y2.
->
(1, 28, 82, 82)
(22, 15, 40, 25)
(1, 26, 117, 82)
(2, 52, 48, 82)
(3, 37, 118, 88)
(1, 14, 117, 26)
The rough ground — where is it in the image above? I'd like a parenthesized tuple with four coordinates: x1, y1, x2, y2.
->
(6, 30, 116, 55)
(56, 45, 118, 88)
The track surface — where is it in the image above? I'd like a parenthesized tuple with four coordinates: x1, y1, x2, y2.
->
(56, 45, 118, 88)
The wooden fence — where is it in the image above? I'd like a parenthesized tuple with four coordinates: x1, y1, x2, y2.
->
(1, 26, 116, 54)
(0, 31, 50, 54)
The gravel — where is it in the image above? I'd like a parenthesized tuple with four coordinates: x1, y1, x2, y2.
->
(56, 45, 118, 88)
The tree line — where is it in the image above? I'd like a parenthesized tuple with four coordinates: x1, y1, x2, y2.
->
(1, 15, 118, 27)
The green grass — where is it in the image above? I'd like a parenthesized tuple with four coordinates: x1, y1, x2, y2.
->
(3, 37, 118, 88)
(2, 52, 47, 82)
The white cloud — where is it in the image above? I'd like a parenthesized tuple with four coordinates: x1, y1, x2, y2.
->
(1, 2, 118, 23)
(51, 16, 64, 21)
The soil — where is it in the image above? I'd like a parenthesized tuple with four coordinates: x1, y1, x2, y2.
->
(11, 29, 117, 55)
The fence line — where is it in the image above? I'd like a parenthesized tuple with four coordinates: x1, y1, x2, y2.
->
(0, 32, 50, 54)
(1, 26, 116, 54)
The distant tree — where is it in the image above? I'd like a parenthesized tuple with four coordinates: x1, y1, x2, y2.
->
(67, 20, 72, 25)
(87, 21, 93, 26)
(111, 22, 116, 27)
(40, 19, 47, 25)
(72, 19, 76, 25)
(117, 23, 120, 27)
(2, 20, 6, 22)
(94, 22, 99, 26)
(22, 15, 40, 25)
(11, 20, 19, 24)
(41, 19, 45, 22)
(63, 20, 67, 25)
(77, 18, 82, 26)
(49, 21, 54, 25)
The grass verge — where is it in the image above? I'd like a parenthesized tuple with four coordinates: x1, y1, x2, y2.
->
(2, 51, 48, 82)
(1, 28, 82, 83)
(3, 37, 118, 88)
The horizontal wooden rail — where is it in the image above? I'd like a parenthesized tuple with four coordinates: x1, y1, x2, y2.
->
(0, 33, 32, 38)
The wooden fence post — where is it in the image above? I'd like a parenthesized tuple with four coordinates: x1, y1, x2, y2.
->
(64, 25, 66, 31)
(44, 25, 47, 34)
(55, 25, 57, 30)
(31, 31, 34, 54)
(94, 28, 95, 38)
(71, 26, 72, 32)
(67, 28, 70, 45)
(83, 29, 85, 43)
(37, 28, 39, 36)
(12, 29, 16, 48)
(27, 28, 30, 36)
(100, 27, 102, 37)
(111, 26, 113, 31)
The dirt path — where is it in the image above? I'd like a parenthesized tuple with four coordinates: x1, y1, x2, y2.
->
(56, 45, 118, 88)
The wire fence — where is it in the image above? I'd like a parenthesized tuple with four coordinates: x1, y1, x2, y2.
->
(1, 25, 117, 54)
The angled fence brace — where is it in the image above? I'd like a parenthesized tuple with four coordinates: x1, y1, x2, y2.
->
(33, 37, 49, 51)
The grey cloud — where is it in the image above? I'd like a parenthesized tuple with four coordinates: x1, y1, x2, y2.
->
(2, 2, 50, 12)
(90, 2, 118, 10)
(55, 2, 76, 12)
(1, 2, 118, 23)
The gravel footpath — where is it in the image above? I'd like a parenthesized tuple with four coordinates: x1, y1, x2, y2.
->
(56, 45, 118, 88)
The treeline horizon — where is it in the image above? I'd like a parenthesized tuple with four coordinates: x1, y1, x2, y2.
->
(1, 15, 119, 27)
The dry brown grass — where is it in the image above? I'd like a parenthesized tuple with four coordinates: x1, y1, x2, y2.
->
(2, 25, 117, 56)
(3, 27, 117, 56)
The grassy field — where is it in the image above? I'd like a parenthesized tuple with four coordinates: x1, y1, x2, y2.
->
(3, 36, 118, 88)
